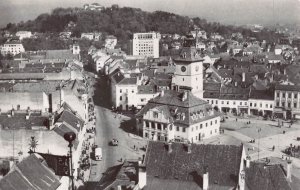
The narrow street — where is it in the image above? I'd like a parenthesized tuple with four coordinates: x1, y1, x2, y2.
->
(88, 75, 147, 183)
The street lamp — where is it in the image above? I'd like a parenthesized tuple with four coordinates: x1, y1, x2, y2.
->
(64, 132, 76, 190)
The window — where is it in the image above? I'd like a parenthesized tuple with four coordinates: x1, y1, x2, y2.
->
(270, 104, 273, 108)
(145, 122, 149, 128)
(206, 123, 208, 127)
(288, 103, 291, 108)
(182, 78, 184, 81)
(288, 93, 292, 98)
(282, 102, 285, 107)
(295, 93, 298, 99)
(216, 100, 218, 104)
(227, 101, 229, 105)
(233, 101, 236, 105)
(182, 128, 186, 132)
(132, 90, 134, 93)
(250, 103, 252, 107)
(283, 93, 285, 98)
(215, 129, 217, 133)
(294, 103, 297, 108)
(221, 101, 224, 104)
(120, 96, 122, 101)
(277, 92, 280, 97)
(260, 103, 262, 108)
(276, 102, 279, 107)
(120, 89, 122, 93)
(215, 120, 217, 124)
(200, 124, 203, 129)
(240, 102, 242, 105)
(210, 130, 212, 134)
(211, 100, 214, 104)
(191, 127, 194, 132)
(244, 102, 247, 105)
(210, 121, 212, 125)
(266, 104, 268, 108)
(153, 112, 158, 118)
(157, 123, 162, 130)
(196, 126, 199, 130)
(254, 103, 257, 107)
(176, 127, 179, 131)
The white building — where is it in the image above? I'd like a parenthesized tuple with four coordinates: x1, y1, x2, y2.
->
(81, 33, 94, 40)
(136, 90, 221, 142)
(15, 31, 32, 40)
(1, 41, 25, 56)
(132, 32, 160, 58)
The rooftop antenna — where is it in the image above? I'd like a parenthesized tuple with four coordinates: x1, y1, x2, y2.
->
(28, 136, 38, 154)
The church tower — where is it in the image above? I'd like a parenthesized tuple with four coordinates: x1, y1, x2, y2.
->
(172, 34, 204, 99)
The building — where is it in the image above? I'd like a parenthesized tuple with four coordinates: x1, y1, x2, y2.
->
(105, 35, 118, 49)
(171, 34, 204, 99)
(97, 160, 141, 190)
(142, 141, 246, 190)
(0, 154, 62, 190)
(1, 40, 25, 56)
(81, 33, 94, 40)
(136, 90, 221, 142)
(83, 3, 104, 11)
(274, 85, 300, 119)
(132, 32, 160, 58)
(141, 141, 292, 190)
(15, 31, 32, 40)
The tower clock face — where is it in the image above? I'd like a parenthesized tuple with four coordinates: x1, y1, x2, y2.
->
(181, 66, 186, 72)
(195, 65, 199, 71)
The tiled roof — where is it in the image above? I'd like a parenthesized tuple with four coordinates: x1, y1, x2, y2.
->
(0, 154, 61, 190)
(145, 141, 243, 189)
(203, 82, 221, 91)
(56, 110, 84, 131)
(219, 86, 250, 100)
(45, 50, 79, 60)
(111, 71, 125, 84)
(0, 114, 48, 130)
(173, 47, 204, 63)
(275, 84, 300, 91)
(0, 73, 46, 80)
(245, 162, 291, 190)
(12, 81, 61, 93)
(249, 89, 274, 100)
(136, 90, 220, 125)
(138, 84, 156, 94)
(118, 77, 137, 85)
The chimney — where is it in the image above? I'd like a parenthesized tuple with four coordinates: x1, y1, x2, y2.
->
(167, 141, 172, 153)
(182, 91, 188, 101)
(203, 167, 209, 190)
(287, 160, 292, 182)
(245, 156, 251, 168)
(160, 90, 164, 97)
(242, 72, 245, 82)
(234, 81, 238, 87)
(11, 109, 15, 116)
(138, 161, 147, 189)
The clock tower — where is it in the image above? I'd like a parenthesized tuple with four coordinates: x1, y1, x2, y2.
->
(172, 34, 204, 99)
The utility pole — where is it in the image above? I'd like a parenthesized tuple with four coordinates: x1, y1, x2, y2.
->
(257, 128, 261, 161)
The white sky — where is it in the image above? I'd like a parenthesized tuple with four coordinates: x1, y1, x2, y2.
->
(0, 0, 299, 27)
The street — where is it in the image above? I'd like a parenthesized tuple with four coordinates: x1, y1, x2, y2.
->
(88, 75, 147, 182)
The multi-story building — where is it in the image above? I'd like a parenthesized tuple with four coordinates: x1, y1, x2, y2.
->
(136, 90, 221, 142)
(81, 33, 94, 40)
(1, 40, 25, 56)
(105, 35, 117, 49)
(132, 32, 160, 58)
(171, 34, 204, 99)
(274, 85, 300, 119)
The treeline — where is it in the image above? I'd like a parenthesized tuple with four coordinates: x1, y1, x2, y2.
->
(3, 6, 282, 46)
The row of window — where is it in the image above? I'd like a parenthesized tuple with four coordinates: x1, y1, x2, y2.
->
(276, 101, 298, 108)
(191, 120, 218, 132)
(145, 121, 167, 130)
(209, 99, 273, 109)
(276, 92, 298, 99)
(120, 89, 134, 93)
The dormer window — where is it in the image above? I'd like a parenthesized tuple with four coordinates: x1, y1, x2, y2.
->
(153, 112, 158, 118)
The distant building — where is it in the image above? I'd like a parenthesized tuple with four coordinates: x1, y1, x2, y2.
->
(105, 35, 118, 49)
(132, 32, 160, 58)
(81, 33, 94, 40)
(83, 3, 104, 11)
(15, 31, 32, 40)
(1, 40, 25, 56)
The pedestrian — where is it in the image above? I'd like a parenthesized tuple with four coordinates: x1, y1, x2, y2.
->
(134, 145, 136, 150)
(236, 118, 238, 122)
(272, 145, 275, 151)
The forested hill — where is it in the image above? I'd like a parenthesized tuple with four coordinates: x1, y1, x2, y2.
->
(2, 6, 280, 43)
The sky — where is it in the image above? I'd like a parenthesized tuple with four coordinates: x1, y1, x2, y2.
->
(0, 0, 299, 27)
